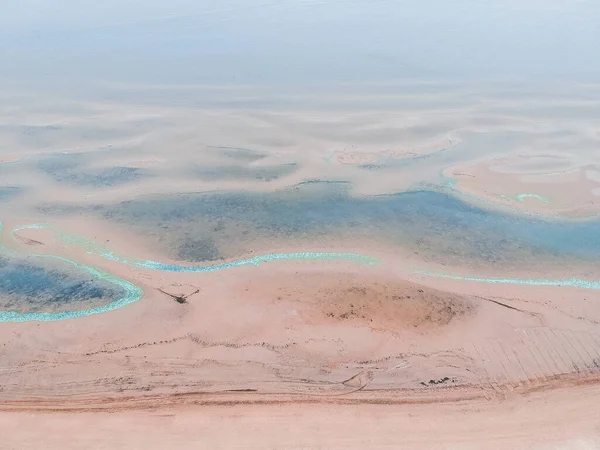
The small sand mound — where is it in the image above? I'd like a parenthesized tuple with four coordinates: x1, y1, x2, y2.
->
(240, 272, 476, 331)
(303, 275, 475, 329)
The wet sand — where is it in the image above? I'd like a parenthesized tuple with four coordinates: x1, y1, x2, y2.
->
(1, 82, 600, 448)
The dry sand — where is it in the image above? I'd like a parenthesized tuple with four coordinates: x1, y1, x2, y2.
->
(2, 385, 600, 450)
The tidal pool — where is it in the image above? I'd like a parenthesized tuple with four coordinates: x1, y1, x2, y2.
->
(0, 254, 143, 322)
(0, 222, 142, 322)
(0, 256, 124, 312)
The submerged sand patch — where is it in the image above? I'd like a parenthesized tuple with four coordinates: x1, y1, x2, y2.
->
(445, 153, 600, 217)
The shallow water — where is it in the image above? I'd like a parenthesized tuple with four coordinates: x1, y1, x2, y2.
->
(0, 255, 125, 313)
(38, 153, 147, 187)
(59, 183, 598, 270)
(193, 162, 298, 183)
(0, 218, 143, 321)
(0, 186, 22, 202)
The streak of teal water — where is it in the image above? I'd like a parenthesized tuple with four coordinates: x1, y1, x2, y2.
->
(414, 270, 600, 290)
(12, 223, 380, 272)
(516, 193, 550, 203)
(126, 251, 379, 272)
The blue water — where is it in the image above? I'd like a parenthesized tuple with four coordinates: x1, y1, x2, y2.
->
(0, 254, 143, 322)
(194, 162, 298, 183)
(0, 255, 124, 311)
(38, 153, 148, 187)
(0, 186, 22, 202)
(87, 184, 600, 267)
(0, 221, 143, 322)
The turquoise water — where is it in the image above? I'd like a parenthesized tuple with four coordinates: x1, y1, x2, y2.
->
(0, 257, 143, 323)
(415, 270, 600, 290)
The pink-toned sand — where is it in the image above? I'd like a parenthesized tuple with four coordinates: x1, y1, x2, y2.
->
(2, 384, 600, 450)
(3, 222, 600, 448)
(2, 86, 600, 448)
